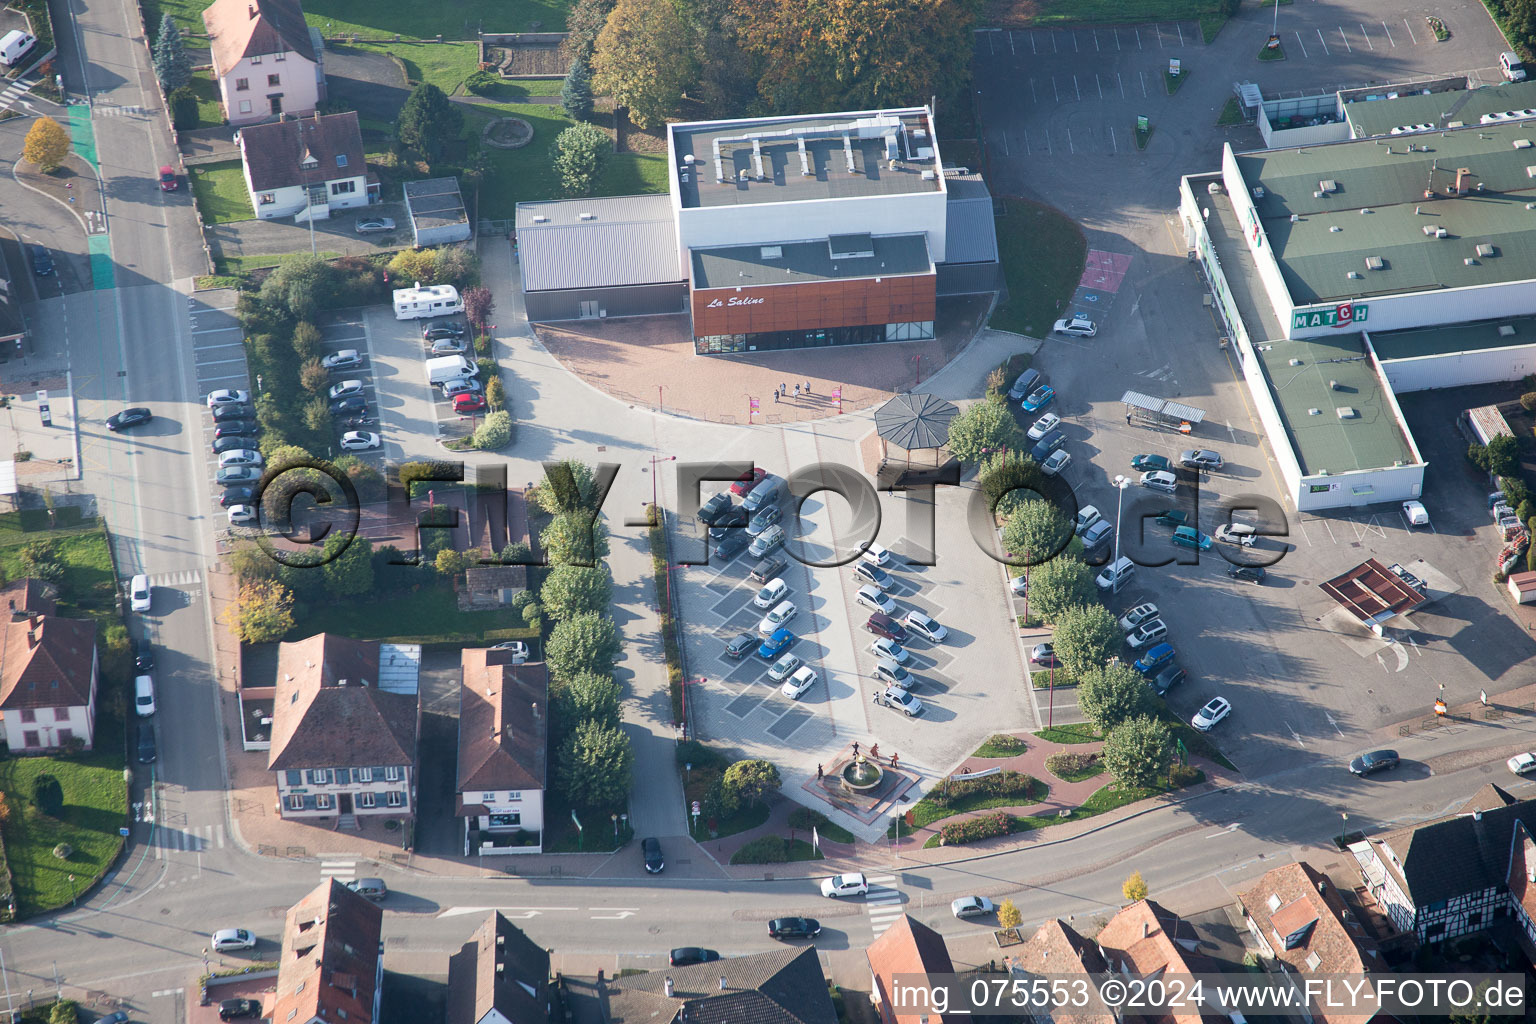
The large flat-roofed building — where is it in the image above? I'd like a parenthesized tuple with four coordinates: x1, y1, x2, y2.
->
(515, 107, 998, 354)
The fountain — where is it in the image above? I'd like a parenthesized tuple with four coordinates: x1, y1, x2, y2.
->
(841, 754, 884, 794)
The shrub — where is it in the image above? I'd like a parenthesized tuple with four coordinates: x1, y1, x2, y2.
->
(1523, 393, 1536, 412)
(465, 69, 498, 95)
(928, 770, 1036, 810)
(939, 810, 1012, 846)
(49, 1000, 78, 1024)
(788, 807, 830, 830)
(469, 410, 512, 450)
(168, 86, 199, 130)
(1170, 764, 1204, 787)
(31, 773, 63, 816)
(52, 842, 72, 860)
(730, 836, 789, 864)
(1045, 751, 1100, 778)
(1506, 478, 1530, 509)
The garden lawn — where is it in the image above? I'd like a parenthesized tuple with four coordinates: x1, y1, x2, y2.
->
(0, 748, 129, 916)
(216, 252, 343, 278)
(143, 0, 572, 39)
(190, 161, 255, 224)
(291, 581, 536, 643)
(542, 792, 631, 853)
(972, 734, 1026, 758)
(339, 40, 479, 95)
(186, 70, 226, 128)
(1033, 723, 1098, 744)
(0, 526, 119, 626)
(889, 774, 1046, 836)
(472, 78, 565, 101)
(990, 197, 1087, 338)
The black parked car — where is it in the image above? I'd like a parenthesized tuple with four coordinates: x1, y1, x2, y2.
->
(106, 407, 152, 431)
(330, 395, 366, 415)
(724, 632, 757, 659)
(212, 435, 254, 454)
(642, 836, 664, 873)
(698, 491, 734, 526)
(1349, 749, 1400, 777)
(1227, 565, 1266, 585)
(136, 722, 157, 764)
(218, 999, 261, 1021)
(211, 403, 252, 423)
(213, 421, 254, 440)
(768, 917, 821, 939)
(752, 556, 787, 583)
(707, 505, 749, 540)
(131, 636, 154, 673)
(714, 531, 750, 561)
(422, 320, 467, 340)
(669, 947, 721, 967)
(30, 245, 54, 276)
(1150, 662, 1185, 696)
(220, 485, 258, 507)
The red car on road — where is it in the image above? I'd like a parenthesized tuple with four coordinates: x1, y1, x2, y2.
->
(158, 165, 178, 191)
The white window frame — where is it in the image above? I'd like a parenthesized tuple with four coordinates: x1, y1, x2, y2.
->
(357, 767, 372, 782)
(385, 791, 403, 807)
(249, 53, 262, 64)
(287, 794, 304, 811)
(357, 792, 376, 809)
(274, 51, 286, 61)
(384, 766, 400, 781)
(310, 768, 329, 784)
(316, 793, 332, 810)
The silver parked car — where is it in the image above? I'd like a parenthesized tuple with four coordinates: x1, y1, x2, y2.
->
(355, 217, 396, 234)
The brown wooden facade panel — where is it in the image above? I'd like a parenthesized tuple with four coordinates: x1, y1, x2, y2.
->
(691, 274, 937, 336)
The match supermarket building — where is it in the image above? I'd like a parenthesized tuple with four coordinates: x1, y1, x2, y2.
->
(515, 107, 1001, 354)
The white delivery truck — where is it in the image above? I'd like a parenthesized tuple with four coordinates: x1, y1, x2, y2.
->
(393, 282, 464, 320)
(0, 31, 36, 66)
(425, 355, 476, 385)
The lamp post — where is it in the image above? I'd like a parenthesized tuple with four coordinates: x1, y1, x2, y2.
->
(657, 384, 666, 413)
(1340, 812, 1348, 848)
(67, 874, 75, 907)
(1110, 475, 1131, 595)
(646, 455, 676, 514)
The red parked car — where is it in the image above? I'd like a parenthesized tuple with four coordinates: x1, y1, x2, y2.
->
(453, 393, 488, 414)
(731, 467, 767, 496)
(158, 165, 178, 191)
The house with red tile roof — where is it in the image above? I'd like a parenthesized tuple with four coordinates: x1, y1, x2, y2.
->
(271, 878, 383, 1024)
(458, 650, 548, 854)
(866, 915, 957, 1024)
(1094, 900, 1224, 1024)
(201, 0, 324, 125)
(1012, 918, 1114, 1024)
(237, 111, 374, 222)
(446, 911, 553, 1024)
(0, 578, 99, 752)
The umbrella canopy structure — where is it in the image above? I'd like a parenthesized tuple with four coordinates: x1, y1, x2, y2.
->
(875, 393, 959, 463)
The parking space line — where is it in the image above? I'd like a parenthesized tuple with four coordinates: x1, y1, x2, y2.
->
(1176, 22, 1183, 45)
(1293, 32, 1309, 58)
(1073, 31, 1079, 52)
(986, 31, 995, 55)
(1021, 130, 1030, 154)
(1381, 21, 1394, 45)
(191, 325, 240, 335)
(1109, 125, 1117, 153)
(1337, 27, 1350, 53)
(1359, 23, 1373, 49)
(1066, 128, 1075, 154)
(1315, 29, 1329, 55)
(1009, 31, 1015, 55)
(1052, 31, 1058, 53)
(1140, 71, 1147, 98)
(1053, 77, 1059, 102)
(1093, 29, 1100, 51)
(1157, 24, 1165, 48)
(1074, 75, 1081, 101)
(1403, 18, 1417, 44)
(1096, 75, 1103, 99)
(196, 357, 247, 368)
(1029, 31, 1036, 54)
(1115, 28, 1121, 50)
(1117, 72, 1125, 99)
(1135, 27, 1142, 50)
(1030, 79, 1037, 103)
(195, 340, 244, 350)
(1000, 133, 1009, 156)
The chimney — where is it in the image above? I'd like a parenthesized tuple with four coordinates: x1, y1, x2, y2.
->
(664, 977, 675, 998)
(1474, 809, 1483, 821)
(1455, 167, 1471, 194)
(1142, 920, 1149, 938)
(26, 629, 37, 648)
(719, 976, 727, 991)
(1317, 880, 1327, 896)
(248, 3, 256, 16)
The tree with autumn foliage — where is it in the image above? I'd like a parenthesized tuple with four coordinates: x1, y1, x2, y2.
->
(220, 579, 295, 643)
(590, 0, 696, 128)
(23, 117, 70, 173)
(733, 0, 980, 114)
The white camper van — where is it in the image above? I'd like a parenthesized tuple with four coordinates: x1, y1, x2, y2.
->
(393, 282, 464, 321)
(0, 31, 36, 67)
(425, 354, 477, 385)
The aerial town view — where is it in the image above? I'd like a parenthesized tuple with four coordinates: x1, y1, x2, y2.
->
(6, 0, 1536, 1017)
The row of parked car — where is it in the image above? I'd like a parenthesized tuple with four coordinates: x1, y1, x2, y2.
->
(421, 319, 490, 415)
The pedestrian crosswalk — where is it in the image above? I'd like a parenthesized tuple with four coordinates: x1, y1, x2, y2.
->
(321, 859, 357, 881)
(0, 76, 36, 113)
(865, 875, 905, 936)
(151, 823, 225, 857)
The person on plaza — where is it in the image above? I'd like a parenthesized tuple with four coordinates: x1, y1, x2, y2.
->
(852, 740, 860, 758)
(774, 389, 780, 403)
(890, 752, 900, 769)
(870, 743, 880, 760)
(816, 763, 824, 780)
(794, 383, 801, 398)
(805, 381, 812, 394)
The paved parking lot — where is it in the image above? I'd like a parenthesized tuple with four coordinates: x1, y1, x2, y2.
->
(365, 307, 482, 456)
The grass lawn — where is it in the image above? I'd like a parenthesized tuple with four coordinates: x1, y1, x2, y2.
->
(0, 526, 120, 626)
(336, 40, 480, 95)
(925, 769, 1209, 845)
(472, 78, 565, 101)
(730, 836, 823, 864)
(1216, 97, 1245, 126)
(216, 251, 343, 277)
(542, 792, 631, 853)
(972, 734, 1026, 758)
(989, 197, 1087, 338)
(1034, 723, 1098, 744)
(143, 0, 571, 39)
(292, 580, 536, 643)
(189, 70, 225, 128)
(190, 161, 255, 224)
(0, 746, 129, 917)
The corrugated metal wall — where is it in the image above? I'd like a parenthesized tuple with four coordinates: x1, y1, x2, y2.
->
(523, 282, 688, 322)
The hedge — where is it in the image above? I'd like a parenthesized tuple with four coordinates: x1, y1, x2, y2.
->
(939, 810, 1012, 846)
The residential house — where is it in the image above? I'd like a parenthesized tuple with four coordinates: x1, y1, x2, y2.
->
(202, 0, 324, 125)
(1094, 900, 1222, 1024)
(1238, 862, 1383, 1024)
(585, 947, 837, 1024)
(446, 911, 553, 1024)
(0, 579, 99, 752)
(1012, 918, 1114, 1024)
(238, 111, 374, 222)
(271, 878, 384, 1024)
(461, 566, 528, 612)
(866, 915, 957, 1024)
(268, 634, 420, 826)
(457, 650, 546, 853)
(1350, 784, 1536, 944)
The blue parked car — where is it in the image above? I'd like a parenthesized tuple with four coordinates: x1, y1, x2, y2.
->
(1134, 643, 1176, 676)
(1030, 430, 1067, 463)
(758, 628, 796, 659)
(1021, 385, 1056, 413)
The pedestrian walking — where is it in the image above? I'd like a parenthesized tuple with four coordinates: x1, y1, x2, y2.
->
(781, 381, 787, 395)
(816, 763, 824, 780)
(870, 743, 880, 760)
(794, 383, 801, 398)
(1126, 411, 1132, 426)
(805, 381, 812, 394)
(890, 752, 899, 769)
(774, 389, 780, 403)
(852, 741, 861, 758)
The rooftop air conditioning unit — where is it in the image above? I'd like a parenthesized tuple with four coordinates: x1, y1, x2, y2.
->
(1314, 190, 1326, 198)
(1500, 324, 1518, 337)
(1477, 243, 1497, 257)
(1347, 271, 1362, 279)
(921, 170, 937, 180)
(1466, 258, 1479, 266)
(1319, 179, 1338, 192)
(760, 246, 782, 260)
(1365, 256, 1384, 270)
(532, 215, 548, 224)
(1330, 380, 1340, 390)
(1516, 139, 1534, 149)
(1289, 358, 1303, 366)
(1336, 407, 1359, 419)
(1290, 214, 1299, 223)
(578, 212, 595, 221)
(1436, 227, 1448, 238)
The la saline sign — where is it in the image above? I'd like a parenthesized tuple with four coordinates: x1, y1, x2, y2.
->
(707, 295, 766, 308)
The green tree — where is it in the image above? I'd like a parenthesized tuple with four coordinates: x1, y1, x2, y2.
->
(220, 580, 295, 643)
(979, 449, 1047, 515)
(292, 321, 323, 360)
(23, 117, 70, 173)
(944, 400, 1026, 464)
(557, 719, 634, 806)
(434, 548, 476, 576)
(1123, 870, 1149, 902)
(300, 357, 328, 394)
(321, 534, 374, 598)
(1026, 556, 1096, 624)
(389, 247, 438, 284)
(1102, 715, 1173, 789)
(591, 0, 696, 128)
(552, 121, 611, 197)
(168, 86, 199, 130)
(397, 82, 463, 162)
(541, 511, 610, 567)
(547, 612, 622, 680)
(562, 54, 595, 121)
(565, 0, 617, 61)
(535, 459, 601, 515)
(432, 246, 478, 287)
(1488, 433, 1521, 478)
(721, 758, 781, 809)
(561, 671, 623, 728)
(541, 564, 612, 620)
(152, 14, 193, 90)
(1052, 604, 1122, 682)
(1000, 499, 1074, 566)
(1076, 662, 1155, 734)
(486, 376, 507, 410)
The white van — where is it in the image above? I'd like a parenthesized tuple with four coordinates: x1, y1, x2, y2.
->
(134, 674, 156, 717)
(0, 31, 35, 67)
(393, 282, 464, 321)
(425, 354, 476, 385)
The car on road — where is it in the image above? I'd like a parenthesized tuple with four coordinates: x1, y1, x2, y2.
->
(1081, 519, 1114, 552)
(715, 530, 750, 561)
(781, 665, 819, 699)
(904, 610, 948, 643)
(951, 896, 995, 919)
(1119, 603, 1159, 631)
(1052, 315, 1097, 337)
(1402, 500, 1430, 527)
(747, 504, 782, 536)
(1150, 662, 1186, 696)
(754, 577, 789, 608)
(158, 165, 178, 191)
(1021, 385, 1056, 413)
(870, 637, 909, 664)
(1153, 512, 1188, 535)
(422, 320, 467, 340)
(874, 686, 924, 717)
(30, 245, 53, 276)
(221, 485, 257, 507)
(758, 600, 798, 636)
(642, 836, 665, 873)
(340, 431, 381, 451)
(1133, 642, 1174, 676)
(1179, 449, 1224, 470)
(1192, 696, 1231, 732)
(1027, 412, 1060, 440)
(1131, 453, 1172, 472)
(861, 542, 894, 567)
(1041, 449, 1072, 477)
(218, 449, 263, 468)
(328, 380, 366, 401)
(758, 628, 795, 659)
(853, 561, 893, 590)
(345, 878, 388, 901)
(1126, 618, 1169, 649)
(1510, 753, 1536, 776)
(1227, 565, 1266, 585)
(136, 722, 156, 763)
(453, 393, 488, 414)
(129, 574, 151, 612)
(669, 948, 721, 967)
(218, 999, 261, 1021)
(821, 872, 868, 898)
(1029, 430, 1066, 463)
(752, 555, 787, 583)
(355, 217, 396, 233)
(1215, 523, 1256, 547)
(699, 491, 734, 525)
(100, 1013, 129, 1024)
(768, 917, 820, 939)
(322, 349, 361, 370)
(1349, 749, 1401, 777)
(134, 673, 156, 717)
(206, 389, 249, 408)
(724, 632, 757, 659)
(1030, 643, 1058, 667)
(489, 641, 530, 663)
(1171, 526, 1213, 551)
(107, 407, 153, 431)
(330, 394, 367, 415)
(767, 653, 803, 682)
(866, 612, 908, 643)
(211, 928, 258, 952)
(732, 467, 768, 496)
(213, 421, 254, 440)
(211, 403, 251, 422)
(856, 584, 896, 615)
(1141, 470, 1178, 494)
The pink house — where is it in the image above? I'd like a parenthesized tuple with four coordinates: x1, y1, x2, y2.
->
(202, 0, 325, 126)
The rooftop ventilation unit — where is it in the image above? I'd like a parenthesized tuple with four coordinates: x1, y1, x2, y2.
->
(683, 154, 696, 165)
(1365, 256, 1384, 270)
(1477, 243, 1497, 257)
(1330, 225, 1342, 232)
(1308, 408, 1322, 415)
(921, 170, 937, 180)
(578, 212, 595, 221)
(1517, 139, 1534, 149)
(1500, 324, 1518, 337)
(1347, 271, 1362, 279)
(1361, 208, 1373, 214)
(1319, 180, 1338, 192)
(531, 215, 548, 224)
(1465, 258, 1479, 266)
(1289, 358, 1303, 366)
(1290, 214, 1299, 223)
(1336, 407, 1359, 419)
(1314, 190, 1326, 198)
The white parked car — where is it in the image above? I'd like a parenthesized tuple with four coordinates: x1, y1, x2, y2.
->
(206, 389, 249, 408)
(218, 449, 263, 467)
(1053, 315, 1097, 337)
(489, 640, 530, 663)
(1125, 618, 1168, 649)
(1119, 603, 1159, 632)
(874, 686, 924, 717)
(1041, 449, 1071, 476)
(339, 431, 380, 452)
(129, 574, 152, 612)
(1215, 523, 1256, 547)
(951, 895, 995, 919)
(758, 600, 798, 636)
(754, 577, 789, 608)
(1192, 696, 1232, 732)
(904, 610, 948, 643)
(869, 637, 909, 664)
(1402, 500, 1430, 527)
(1074, 506, 1103, 535)
(1027, 412, 1060, 440)
(1009, 575, 1028, 596)
(856, 584, 896, 615)
(767, 653, 802, 682)
(211, 928, 257, 952)
(1141, 470, 1178, 494)
(781, 665, 819, 700)
(328, 379, 364, 400)
(227, 504, 257, 525)
(321, 349, 361, 370)
(821, 872, 868, 898)
(861, 542, 893, 567)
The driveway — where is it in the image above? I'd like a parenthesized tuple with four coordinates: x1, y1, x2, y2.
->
(324, 45, 411, 124)
(206, 202, 412, 259)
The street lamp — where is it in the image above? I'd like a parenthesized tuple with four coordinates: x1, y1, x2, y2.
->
(67, 874, 75, 907)
(1110, 475, 1131, 594)
(646, 455, 676, 514)
(1340, 812, 1348, 847)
